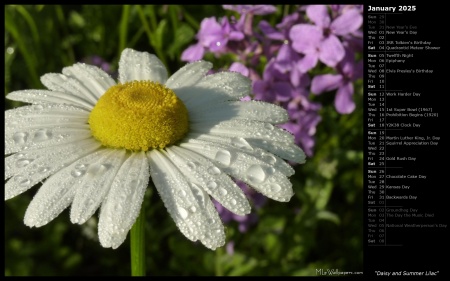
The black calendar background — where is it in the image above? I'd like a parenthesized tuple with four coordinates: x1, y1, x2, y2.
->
(363, 2, 448, 278)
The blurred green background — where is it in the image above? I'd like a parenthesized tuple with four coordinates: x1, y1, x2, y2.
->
(4, 5, 363, 276)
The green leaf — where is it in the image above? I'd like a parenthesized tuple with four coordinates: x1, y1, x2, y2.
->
(167, 23, 194, 59)
(316, 210, 341, 225)
(152, 19, 167, 50)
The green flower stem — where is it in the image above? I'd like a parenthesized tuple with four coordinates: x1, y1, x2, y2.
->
(130, 203, 146, 276)
(215, 247, 224, 276)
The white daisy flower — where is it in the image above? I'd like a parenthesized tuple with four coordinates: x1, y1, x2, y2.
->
(5, 48, 306, 250)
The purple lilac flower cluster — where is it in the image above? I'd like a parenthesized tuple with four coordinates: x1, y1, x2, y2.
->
(182, 4, 363, 157)
(182, 5, 363, 237)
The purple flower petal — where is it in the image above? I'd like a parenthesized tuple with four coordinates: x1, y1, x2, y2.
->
(208, 39, 227, 52)
(297, 52, 319, 72)
(306, 5, 330, 28)
(249, 5, 277, 15)
(311, 74, 342, 94)
(181, 43, 205, 62)
(226, 241, 235, 255)
(220, 17, 245, 41)
(338, 49, 355, 74)
(319, 34, 345, 67)
(352, 60, 363, 80)
(276, 12, 299, 29)
(222, 5, 277, 15)
(253, 80, 274, 102)
(330, 8, 363, 35)
(281, 122, 300, 136)
(198, 17, 223, 47)
(274, 44, 299, 73)
(272, 82, 293, 102)
(222, 5, 235, 11)
(229, 62, 249, 77)
(290, 24, 323, 54)
(290, 65, 301, 87)
(335, 82, 355, 114)
(229, 30, 245, 41)
(290, 66, 310, 88)
(259, 20, 285, 41)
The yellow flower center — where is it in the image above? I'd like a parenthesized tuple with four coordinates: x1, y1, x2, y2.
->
(88, 80, 189, 151)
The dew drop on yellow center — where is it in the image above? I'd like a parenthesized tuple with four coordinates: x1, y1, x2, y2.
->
(88, 80, 189, 151)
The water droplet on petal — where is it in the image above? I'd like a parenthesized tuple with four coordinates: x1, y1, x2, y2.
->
(13, 175, 25, 182)
(219, 188, 228, 196)
(231, 137, 253, 151)
(191, 183, 206, 207)
(14, 175, 31, 187)
(177, 207, 189, 219)
(37, 166, 49, 174)
(262, 154, 277, 165)
(207, 181, 217, 189)
(246, 164, 266, 184)
(75, 164, 87, 170)
(189, 206, 197, 213)
(215, 150, 231, 167)
(34, 105, 44, 111)
(187, 161, 197, 170)
(130, 179, 142, 188)
(267, 183, 282, 193)
(230, 199, 237, 205)
(264, 123, 274, 130)
(13, 132, 28, 145)
(207, 166, 221, 175)
(71, 169, 85, 178)
(16, 158, 31, 168)
(88, 199, 96, 207)
(87, 163, 109, 177)
(19, 179, 31, 187)
(33, 129, 53, 142)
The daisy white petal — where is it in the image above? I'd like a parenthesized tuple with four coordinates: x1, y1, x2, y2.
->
(5, 104, 89, 127)
(5, 138, 101, 200)
(118, 48, 168, 84)
(6, 89, 94, 110)
(98, 152, 150, 249)
(166, 146, 251, 216)
(189, 100, 289, 125)
(5, 105, 89, 137)
(5, 125, 92, 155)
(246, 138, 307, 164)
(24, 149, 107, 228)
(41, 73, 98, 105)
(61, 63, 116, 99)
(165, 60, 213, 89)
(181, 142, 294, 202)
(5, 137, 98, 180)
(175, 71, 251, 107)
(70, 149, 127, 225)
(148, 150, 225, 249)
(185, 134, 295, 176)
(190, 119, 294, 145)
